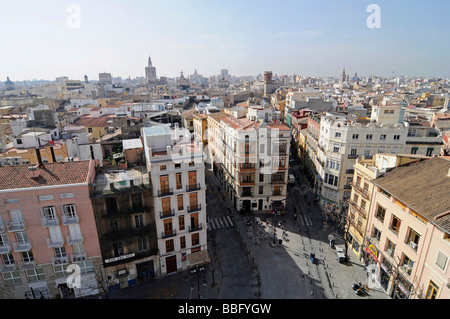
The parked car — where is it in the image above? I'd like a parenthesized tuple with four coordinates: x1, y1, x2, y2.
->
(336, 246, 346, 263)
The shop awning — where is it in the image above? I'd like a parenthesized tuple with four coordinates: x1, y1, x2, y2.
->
(187, 250, 210, 267)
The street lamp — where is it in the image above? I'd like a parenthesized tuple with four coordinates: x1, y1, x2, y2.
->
(191, 265, 205, 299)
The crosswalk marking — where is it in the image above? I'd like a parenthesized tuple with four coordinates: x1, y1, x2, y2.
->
(299, 215, 313, 226)
(208, 216, 235, 230)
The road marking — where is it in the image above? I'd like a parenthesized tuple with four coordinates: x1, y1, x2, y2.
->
(300, 215, 313, 226)
(208, 216, 235, 230)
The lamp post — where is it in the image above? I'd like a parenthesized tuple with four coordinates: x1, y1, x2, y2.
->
(191, 265, 205, 299)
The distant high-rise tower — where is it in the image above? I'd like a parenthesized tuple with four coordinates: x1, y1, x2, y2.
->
(340, 68, 347, 84)
(84, 75, 89, 83)
(145, 55, 158, 84)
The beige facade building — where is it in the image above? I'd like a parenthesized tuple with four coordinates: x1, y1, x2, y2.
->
(346, 154, 429, 260)
(365, 156, 450, 299)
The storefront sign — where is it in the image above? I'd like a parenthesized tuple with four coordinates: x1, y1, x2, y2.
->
(104, 253, 135, 264)
(398, 283, 410, 296)
(366, 244, 379, 262)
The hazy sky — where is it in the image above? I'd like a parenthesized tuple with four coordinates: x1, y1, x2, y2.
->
(1, 0, 449, 81)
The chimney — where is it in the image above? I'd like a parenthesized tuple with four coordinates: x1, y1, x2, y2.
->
(35, 148, 44, 168)
(50, 146, 57, 162)
(28, 165, 40, 178)
(90, 145, 95, 160)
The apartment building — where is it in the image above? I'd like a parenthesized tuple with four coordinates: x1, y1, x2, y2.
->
(311, 112, 408, 213)
(208, 107, 291, 213)
(365, 156, 450, 299)
(346, 154, 429, 260)
(0, 160, 103, 299)
(90, 165, 158, 290)
(142, 125, 208, 276)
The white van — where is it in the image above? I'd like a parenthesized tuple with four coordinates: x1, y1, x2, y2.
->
(288, 174, 295, 184)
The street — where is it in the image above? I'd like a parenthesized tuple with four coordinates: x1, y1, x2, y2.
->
(111, 164, 390, 300)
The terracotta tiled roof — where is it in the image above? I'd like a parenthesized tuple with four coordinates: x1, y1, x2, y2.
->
(373, 156, 450, 232)
(73, 115, 114, 127)
(0, 161, 93, 191)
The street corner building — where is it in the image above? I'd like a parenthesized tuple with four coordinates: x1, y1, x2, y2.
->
(207, 106, 292, 214)
(362, 156, 450, 299)
(142, 125, 209, 276)
(0, 159, 103, 299)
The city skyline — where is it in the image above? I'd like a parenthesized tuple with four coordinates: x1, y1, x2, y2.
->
(1, 0, 449, 81)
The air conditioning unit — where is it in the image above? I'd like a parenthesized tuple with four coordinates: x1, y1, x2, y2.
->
(4, 157, 13, 166)
(65, 157, 74, 162)
(387, 249, 394, 257)
(409, 241, 417, 249)
(13, 157, 23, 165)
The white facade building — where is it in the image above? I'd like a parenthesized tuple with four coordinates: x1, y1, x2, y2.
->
(208, 110, 291, 213)
(142, 125, 208, 275)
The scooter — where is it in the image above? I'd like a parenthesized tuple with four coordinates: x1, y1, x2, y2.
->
(352, 282, 362, 290)
(352, 281, 366, 295)
(355, 286, 366, 296)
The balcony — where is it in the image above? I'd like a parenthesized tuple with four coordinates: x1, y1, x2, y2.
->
(345, 169, 354, 174)
(162, 229, 177, 239)
(71, 253, 87, 263)
(348, 200, 367, 219)
(6, 220, 26, 232)
(0, 243, 11, 254)
(187, 204, 202, 213)
(62, 213, 79, 225)
(12, 240, 32, 252)
(160, 209, 175, 219)
(52, 256, 69, 265)
(66, 234, 83, 245)
(351, 182, 369, 199)
(0, 262, 16, 272)
(18, 260, 36, 270)
(186, 183, 201, 192)
(189, 223, 203, 232)
(41, 215, 59, 228)
(158, 187, 173, 197)
(46, 237, 65, 248)
(271, 178, 285, 184)
(348, 154, 360, 159)
(239, 163, 256, 171)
